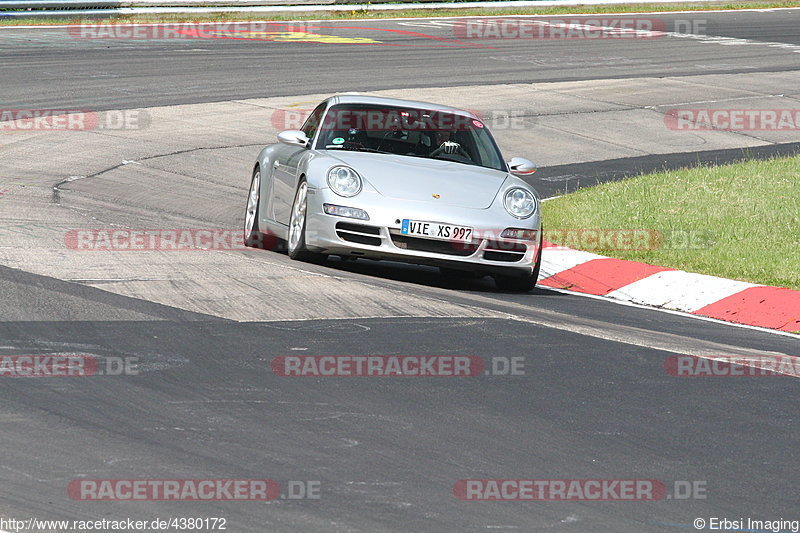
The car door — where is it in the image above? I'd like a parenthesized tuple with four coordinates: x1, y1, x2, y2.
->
(272, 103, 326, 225)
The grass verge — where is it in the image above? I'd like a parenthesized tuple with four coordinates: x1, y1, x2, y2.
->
(1, 0, 799, 25)
(541, 155, 800, 290)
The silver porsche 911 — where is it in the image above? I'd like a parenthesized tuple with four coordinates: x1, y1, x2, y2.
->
(244, 94, 543, 291)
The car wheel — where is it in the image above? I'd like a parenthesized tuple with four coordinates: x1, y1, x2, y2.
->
(493, 235, 543, 292)
(244, 166, 262, 248)
(287, 178, 325, 263)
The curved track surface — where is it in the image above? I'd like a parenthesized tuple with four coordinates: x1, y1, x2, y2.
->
(1, 9, 799, 532)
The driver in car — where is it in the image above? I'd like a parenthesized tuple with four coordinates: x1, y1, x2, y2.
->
(428, 130, 462, 157)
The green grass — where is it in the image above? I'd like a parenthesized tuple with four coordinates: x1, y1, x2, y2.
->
(541, 155, 800, 290)
(1, 0, 799, 25)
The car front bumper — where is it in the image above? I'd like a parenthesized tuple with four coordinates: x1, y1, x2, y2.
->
(304, 187, 542, 277)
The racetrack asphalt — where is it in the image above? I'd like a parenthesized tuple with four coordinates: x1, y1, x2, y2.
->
(1, 9, 799, 532)
(2, 10, 800, 110)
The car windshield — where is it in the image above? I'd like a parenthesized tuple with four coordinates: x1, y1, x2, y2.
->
(314, 103, 507, 172)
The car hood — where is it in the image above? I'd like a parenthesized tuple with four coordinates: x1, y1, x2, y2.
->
(325, 151, 507, 209)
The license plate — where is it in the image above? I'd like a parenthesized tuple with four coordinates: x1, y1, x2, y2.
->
(401, 219, 473, 242)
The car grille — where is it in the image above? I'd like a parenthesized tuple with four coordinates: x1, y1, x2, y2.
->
(390, 234, 478, 256)
(483, 250, 525, 262)
(483, 240, 527, 262)
(338, 225, 528, 262)
(335, 222, 382, 246)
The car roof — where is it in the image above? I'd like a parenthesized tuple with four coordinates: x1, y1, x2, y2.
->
(326, 94, 479, 119)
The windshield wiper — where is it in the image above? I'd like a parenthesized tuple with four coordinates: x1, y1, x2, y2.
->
(353, 147, 392, 154)
(404, 152, 484, 168)
(325, 145, 391, 154)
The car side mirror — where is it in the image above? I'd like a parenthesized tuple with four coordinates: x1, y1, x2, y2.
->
(508, 157, 536, 175)
(278, 130, 310, 147)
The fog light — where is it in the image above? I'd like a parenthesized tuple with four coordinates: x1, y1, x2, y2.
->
(323, 203, 369, 220)
(501, 228, 538, 240)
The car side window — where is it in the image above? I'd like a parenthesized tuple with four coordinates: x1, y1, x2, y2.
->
(301, 103, 326, 143)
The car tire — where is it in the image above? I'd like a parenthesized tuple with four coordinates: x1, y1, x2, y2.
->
(287, 178, 325, 263)
(244, 165, 263, 248)
(493, 232, 543, 292)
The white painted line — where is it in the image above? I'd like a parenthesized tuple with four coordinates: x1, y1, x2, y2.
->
(2, 6, 799, 27)
(539, 247, 604, 279)
(606, 269, 761, 312)
(664, 27, 800, 53)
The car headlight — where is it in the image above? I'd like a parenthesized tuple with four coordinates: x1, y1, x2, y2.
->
(503, 188, 537, 219)
(327, 166, 363, 197)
